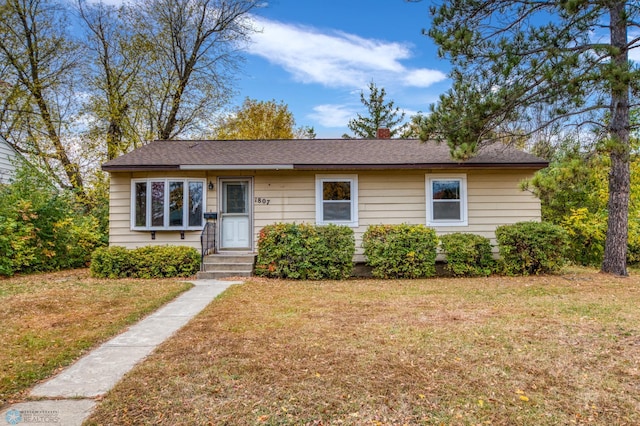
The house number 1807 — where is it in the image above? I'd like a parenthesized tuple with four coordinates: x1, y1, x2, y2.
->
(254, 197, 271, 205)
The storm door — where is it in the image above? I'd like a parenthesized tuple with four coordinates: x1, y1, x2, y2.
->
(219, 179, 252, 250)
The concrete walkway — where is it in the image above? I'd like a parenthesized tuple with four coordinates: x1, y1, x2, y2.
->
(1, 279, 241, 426)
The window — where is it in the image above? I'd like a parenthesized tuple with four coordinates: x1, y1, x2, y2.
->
(132, 179, 204, 230)
(426, 174, 467, 226)
(316, 174, 358, 227)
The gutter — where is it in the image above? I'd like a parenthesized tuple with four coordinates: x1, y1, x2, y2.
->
(101, 164, 180, 172)
(291, 162, 548, 171)
(102, 162, 548, 172)
(180, 164, 294, 170)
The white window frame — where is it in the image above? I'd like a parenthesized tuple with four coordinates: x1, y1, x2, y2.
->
(315, 174, 359, 227)
(131, 178, 206, 231)
(426, 174, 468, 227)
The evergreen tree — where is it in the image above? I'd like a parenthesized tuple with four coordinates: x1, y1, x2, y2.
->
(346, 82, 405, 139)
(422, 0, 639, 275)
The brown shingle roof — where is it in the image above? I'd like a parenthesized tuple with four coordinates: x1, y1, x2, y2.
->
(101, 139, 548, 171)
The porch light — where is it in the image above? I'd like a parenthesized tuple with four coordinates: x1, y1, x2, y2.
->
(208, 181, 215, 191)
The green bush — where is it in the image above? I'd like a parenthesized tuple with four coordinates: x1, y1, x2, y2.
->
(362, 224, 438, 279)
(90, 245, 200, 278)
(627, 219, 640, 265)
(556, 208, 640, 267)
(560, 207, 606, 266)
(0, 166, 106, 276)
(495, 221, 568, 275)
(90, 246, 133, 279)
(255, 223, 355, 280)
(440, 233, 495, 277)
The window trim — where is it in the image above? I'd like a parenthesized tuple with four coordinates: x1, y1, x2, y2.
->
(131, 178, 205, 231)
(426, 174, 468, 227)
(315, 174, 359, 227)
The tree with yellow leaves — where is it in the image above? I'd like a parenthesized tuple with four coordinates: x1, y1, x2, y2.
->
(211, 98, 315, 140)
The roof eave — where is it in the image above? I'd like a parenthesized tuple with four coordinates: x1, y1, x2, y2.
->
(101, 164, 180, 172)
(179, 164, 294, 170)
(102, 162, 548, 173)
(292, 162, 548, 170)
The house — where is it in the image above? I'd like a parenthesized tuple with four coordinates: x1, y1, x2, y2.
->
(0, 139, 20, 184)
(102, 135, 547, 271)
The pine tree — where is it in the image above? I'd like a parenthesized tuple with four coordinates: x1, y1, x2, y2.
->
(423, 0, 639, 275)
(346, 82, 405, 139)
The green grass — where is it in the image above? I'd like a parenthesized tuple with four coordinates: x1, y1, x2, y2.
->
(85, 270, 640, 425)
(0, 269, 192, 407)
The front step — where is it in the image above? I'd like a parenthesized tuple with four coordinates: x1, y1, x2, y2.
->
(198, 254, 256, 280)
(197, 271, 252, 280)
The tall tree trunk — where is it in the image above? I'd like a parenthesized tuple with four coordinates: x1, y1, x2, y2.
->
(33, 94, 84, 191)
(602, 1, 630, 276)
(158, 79, 187, 140)
(158, 49, 196, 140)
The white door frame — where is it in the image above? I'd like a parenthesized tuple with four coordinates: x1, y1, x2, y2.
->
(218, 177, 253, 252)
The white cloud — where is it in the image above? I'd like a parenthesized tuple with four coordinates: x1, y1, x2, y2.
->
(401, 108, 422, 118)
(403, 69, 448, 88)
(308, 104, 356, 128)
(248, 17, 447, 89)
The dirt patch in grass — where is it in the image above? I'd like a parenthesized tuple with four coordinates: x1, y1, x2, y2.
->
(0, 269, 192, 408)
(86, 271, 640, 425)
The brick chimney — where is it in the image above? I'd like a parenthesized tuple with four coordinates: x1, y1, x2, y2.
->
(376, 127, 391, 139)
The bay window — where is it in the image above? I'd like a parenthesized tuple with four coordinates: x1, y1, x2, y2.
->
(132, 179, 204, 230)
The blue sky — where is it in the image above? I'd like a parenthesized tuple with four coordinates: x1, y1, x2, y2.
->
(237, 0, 451, 138)
(93, 0, 638, 139)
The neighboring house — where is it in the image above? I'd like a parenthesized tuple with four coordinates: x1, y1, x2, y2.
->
(102, 136, 547, 261)
(0, 139, 20, 184)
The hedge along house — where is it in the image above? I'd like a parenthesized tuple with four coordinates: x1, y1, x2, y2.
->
(102, 133, 548, 277)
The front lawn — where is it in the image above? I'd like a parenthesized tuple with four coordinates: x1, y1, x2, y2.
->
(0, 269, 192, 407)
(86, 271, 640, 425)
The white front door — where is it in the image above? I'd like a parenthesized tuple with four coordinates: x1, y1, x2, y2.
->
(220, 179, 252, 250)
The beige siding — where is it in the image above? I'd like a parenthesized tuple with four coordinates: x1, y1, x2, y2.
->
(108, 169, 541, 259)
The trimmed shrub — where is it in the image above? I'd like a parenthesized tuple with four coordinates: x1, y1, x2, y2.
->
(255, 223, 355, 280)
(90, 246, 133, 279)
(90, 245, 200, 278)
(495, 221, 568, 275)
(440, 233, 495, 277)
(362, 224, 438, 279)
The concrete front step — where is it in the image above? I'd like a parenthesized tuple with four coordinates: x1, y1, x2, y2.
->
(201, 262, 254, 272)
(203, 254, 256, 264)
(197, 271, 252, 280)
(199, 254, 256, 279)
